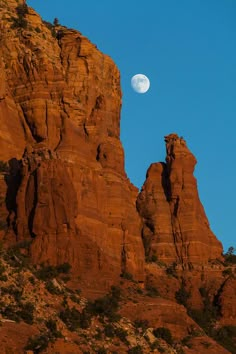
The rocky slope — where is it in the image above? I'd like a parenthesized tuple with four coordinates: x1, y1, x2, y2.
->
(0, 1, 235, 353)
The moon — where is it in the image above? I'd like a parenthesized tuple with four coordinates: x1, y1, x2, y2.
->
(131, 74, 150, 93)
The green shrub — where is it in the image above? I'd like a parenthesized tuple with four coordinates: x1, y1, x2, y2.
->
(86, 286, 121, 322)
(181, 335, 193, 348)
(175, 281, 190, 307)
(45, 319, 62, 338)
(153, 327, 173, 345)
(213, 325, 236, 353)
(59, 306, 81, 331)
(4, 241, 31, 268)
(128, 345, 143, 354)
(150, 341, 165, 352)
(97, 348, 107, 354)
(59, 306, 91, 331)
(1, 285, 22, 302)
(166, 262, 178, 278)
(70, 294, 80, 304)
(0, 274, 7, 281)
(134, 319, 149, 332)
(25, 334, 49, 353)
(56, 262, 71, 274)
(18, 301, 34, 324)
(104, 323, 115, 338)
(0, 161, 9, 173)
(1, 304, 20, 322)
(222, 268, 232, 277)
(146, 254, 158, 263)
(35, 263, 71, 281)
(42, 20, 57, 38)
(11, 4, 29, 29)
(146, 285, 159, 297)
(121, 272, 134, 281)
(16, 3, 28, 17)
(45, 280, 62, 295)
(224, 246, 236, 264)
(115, 327, 128, 344)
(53, 17, 59, 26)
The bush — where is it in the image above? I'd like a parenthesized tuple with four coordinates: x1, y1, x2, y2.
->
(43, 20, 57, 38)
(59, 306, 81, 331)
(175, 281, 190, 307)
(181, 335, 193, 348)
(121, 272, 134, 281)
(35, 263, 71, 281)
(224, 246, 236, 264)
(213, 326, 236, 353)
(1, 285, 22, 302)
(0, 161, 9, 173)
(115, 327, 128, 344)
(146, 254, 158, 263)
(16, 3, 28, 17)
(104, 323, 115, 338)
(97, 348, 107, 354)
(59, 306, 91, 331)
(56, 262, 71, 274)
(134, 319, 149, 332)
(45, 319, 62, 338)
(45, 280, 63, 295)
(1, 304, 20, 322)
(166, 262, 178, 278)
(86, 286, 121, 321)
(25, 334, 49, 353)
(128, 345, 143, 354)
(222, 268, 232, 277)
(11, 4, 28, 29)
(146, 285, 159, 297)
(153, 327, 173, 345)
(18, 301, 34, 324)
(4, 241, 31, 268)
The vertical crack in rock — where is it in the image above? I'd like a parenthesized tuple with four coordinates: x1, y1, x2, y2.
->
(137, 133, 223, 266)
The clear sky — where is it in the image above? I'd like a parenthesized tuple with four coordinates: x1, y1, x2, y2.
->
(27, 0, 236, 252)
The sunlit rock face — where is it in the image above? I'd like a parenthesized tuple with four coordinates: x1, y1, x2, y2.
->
(137, 133, 223, 267)
(0, 0, 145, 289)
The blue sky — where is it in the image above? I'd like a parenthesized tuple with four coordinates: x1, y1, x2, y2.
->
(27, 0, 236, 252)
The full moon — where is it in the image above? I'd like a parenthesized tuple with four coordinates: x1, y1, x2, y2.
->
(131, 74, 150, 93)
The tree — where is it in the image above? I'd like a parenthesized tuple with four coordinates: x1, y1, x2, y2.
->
(226, 246, 235, 256)
(53, 18, 59, 26)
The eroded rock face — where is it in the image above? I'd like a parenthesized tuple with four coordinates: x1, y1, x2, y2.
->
(137, 133, 223, 267)
(0, 0, 144, 287)
(218, 277, 236, 326)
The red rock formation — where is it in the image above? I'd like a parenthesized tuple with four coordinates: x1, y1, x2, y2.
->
(137, 133, 223, 267)
(0, 0, 144, 288)
(218, 276, 236, 326)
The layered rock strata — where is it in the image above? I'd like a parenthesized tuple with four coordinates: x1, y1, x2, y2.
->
(137, 133, 223, 267)
(0, 0, 144, 287)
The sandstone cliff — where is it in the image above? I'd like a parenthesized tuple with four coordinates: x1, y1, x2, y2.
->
(137, 133, 223, 267)
(0, 0, 144, 289)
(0, 1, 235, 354)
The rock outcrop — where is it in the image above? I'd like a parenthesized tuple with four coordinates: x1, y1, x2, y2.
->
(137, 133, 223, 267)
(0, 2, 235, 354)
(0, 0, 144, 288)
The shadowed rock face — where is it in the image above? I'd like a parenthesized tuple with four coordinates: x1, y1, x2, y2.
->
(137, 133, 223, 267)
